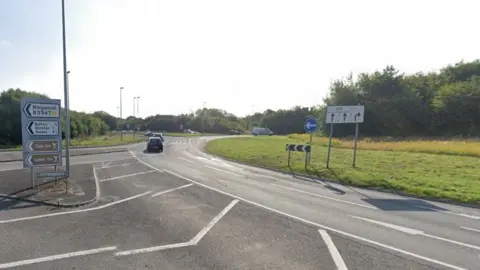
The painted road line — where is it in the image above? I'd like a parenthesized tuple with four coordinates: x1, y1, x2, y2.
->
(101, 162, 112, 168)
(151, 184, 194, 198)
(100, 170, 157, 182)
(204, 165, 242, 177)
(0, 191, 152, 224)
(115, 242, 191, 256)
(318, 229, 348, 270)
(135, 158, 467, 270)
(350, 215, 480, 251)
(178, 157, 195, 164)
(0, 246, 117, 269)
(412, 205, 480, 220)
(460, 226, 480, 233)
(272, 184, 377, 210)
(191, 199, 239, 244)
(97, 162, 139, 169)
(195, 156, 208, 160)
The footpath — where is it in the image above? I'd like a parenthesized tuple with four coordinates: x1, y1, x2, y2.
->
(0, 163, 97, 208)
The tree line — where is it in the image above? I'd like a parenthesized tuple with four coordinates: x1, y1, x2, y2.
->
(1, 59, 479, 147)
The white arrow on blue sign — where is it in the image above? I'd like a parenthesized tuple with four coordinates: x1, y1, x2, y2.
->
(304, 118, 317, 133)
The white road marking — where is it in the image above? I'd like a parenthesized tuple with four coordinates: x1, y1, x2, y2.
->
(0, 246, 117, 269)
(115, 242, 191, 256)
(100, 170, 157, 182)
(272, 184, 377, 210)
(204, 165, 242, 177)
(318, 229, 348, 270)
(115, 199, 238, 256)
(92, 164, 101, 202)
(460, 226, 480, 233)
(412, 205, 480, 220)
(188, 138, 192, 147)
(0, 191, 152, 224)
(151, 184, 194, 198)
(178, 157, 195, 164)
(195, 156, 208, 160)
(351, 215, 480, 251)
(349, 215, 423, 235)
(97, 162, 139, 169)
(101, 162, 112, 168)
(135, 158, 467, 270)
(191, 199, 239, 244)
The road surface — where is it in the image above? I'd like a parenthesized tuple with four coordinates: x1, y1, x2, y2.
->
(0, 136, 478, 269)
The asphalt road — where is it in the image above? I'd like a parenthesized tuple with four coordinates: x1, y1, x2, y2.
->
(0, 136, 479, 269)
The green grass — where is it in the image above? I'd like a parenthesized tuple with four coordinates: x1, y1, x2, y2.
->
(1, 133, 146, 151)
(205, 136, 480, 203)
(288, 133, 480, 158)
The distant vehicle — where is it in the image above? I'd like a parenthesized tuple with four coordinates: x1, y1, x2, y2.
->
(229, 129, 242, 135)
(144, 131, 153, 137)
(146, 137, 164, 153)
(252, 127, 273, 136)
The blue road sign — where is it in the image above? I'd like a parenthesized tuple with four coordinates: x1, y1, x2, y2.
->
(304, 118, 317, 133)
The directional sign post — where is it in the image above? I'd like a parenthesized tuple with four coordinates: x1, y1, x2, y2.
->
(324, 105, 365, 168)
(21, 98, 63, 190)
(304, 118, 317, 165)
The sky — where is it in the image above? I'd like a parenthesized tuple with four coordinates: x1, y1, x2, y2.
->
(0, 0, 479, 118)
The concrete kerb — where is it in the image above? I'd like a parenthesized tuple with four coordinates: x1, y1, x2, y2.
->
(201, 145, 480, 209)
(0, 165, 99, 209)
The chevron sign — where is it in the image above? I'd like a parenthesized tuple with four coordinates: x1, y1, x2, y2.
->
(285, 144, 311, 152)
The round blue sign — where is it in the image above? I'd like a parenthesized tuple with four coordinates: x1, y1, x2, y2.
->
(304, 118, 317, 133)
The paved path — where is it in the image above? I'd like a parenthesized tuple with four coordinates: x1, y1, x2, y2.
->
(0, 136, 478, 269)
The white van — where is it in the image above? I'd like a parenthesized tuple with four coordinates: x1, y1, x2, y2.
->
(251, 127, 273, 136)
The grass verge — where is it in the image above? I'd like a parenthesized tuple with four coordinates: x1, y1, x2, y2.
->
(1, 133, 146, 151)
(205, 136, 480, 203)
(288, 134, 480, 158)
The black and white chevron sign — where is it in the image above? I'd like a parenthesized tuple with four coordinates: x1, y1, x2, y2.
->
(285, 144, 311, 152)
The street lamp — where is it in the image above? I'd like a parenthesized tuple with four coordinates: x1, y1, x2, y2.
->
(120, 87, 124, 140)
(61, 0, 71, 178)
(201, 102, 206, 134)
(136, 96, 140, 116)
(133, 97, 137, 117)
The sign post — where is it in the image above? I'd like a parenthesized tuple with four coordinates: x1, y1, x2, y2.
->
(325, 105, 365, 168)
(304, 118, 317, 165)
(21, 98, 63, 190)
(285, 144, 311, 170)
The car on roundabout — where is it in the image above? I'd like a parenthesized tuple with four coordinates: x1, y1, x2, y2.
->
(146, 136, 164, 153)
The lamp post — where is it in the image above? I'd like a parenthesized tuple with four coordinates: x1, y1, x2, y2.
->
(120, 87, 124, 140)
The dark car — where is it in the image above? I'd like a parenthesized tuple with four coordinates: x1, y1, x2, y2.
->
(228, 129, 241, 135)
(146, 137, 164, 153)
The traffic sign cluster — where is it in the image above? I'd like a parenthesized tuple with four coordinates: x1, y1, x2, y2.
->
(285, 144, 311, 152)
(21, 98, 63, 168)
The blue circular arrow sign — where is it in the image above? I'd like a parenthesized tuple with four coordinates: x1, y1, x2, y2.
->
(304, 118, 317, 133)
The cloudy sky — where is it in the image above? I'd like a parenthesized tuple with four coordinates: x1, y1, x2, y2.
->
(0, 0, 478, 118)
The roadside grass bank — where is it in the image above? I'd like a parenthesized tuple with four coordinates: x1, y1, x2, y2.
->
(289, 133, 480, 158)
(0, 133, 146, 151)
(205, 136, 480, 203)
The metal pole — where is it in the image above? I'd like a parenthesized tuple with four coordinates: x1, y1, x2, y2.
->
(288, 150, 291, 168)
(137, 97, 140, 116)
(326, 123, 334, 168)
(31, 168, 34, 188)
(120, 87, 123, 140)
(133, 97, 136, 117)
(202, 102, 205, 134)
(61, 0, 71, 178)
(307, 132, 313, 165)
(353, 123, 359, 167)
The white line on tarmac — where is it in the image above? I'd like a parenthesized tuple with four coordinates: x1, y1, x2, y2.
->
(115, 199, 238, 256)
(134, 158, 466, 270)
(101, 162, 112, 168)
(460, 226, 480, 233)
(0, 246, 117, 269)
(318, 229, 348, 270)
(204, 165, 242, 177)
(191, 199, 239, 244)
(100, 170, 157, 182)
(0, 191, 152, 224)
(115, 242, 191, 256)
(151, 184, 194, 198)
(178, 157, 195, 164)
(97, 162, 139, 169)
(350, 215, 480, 251)
(272, 184, 377, 210)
